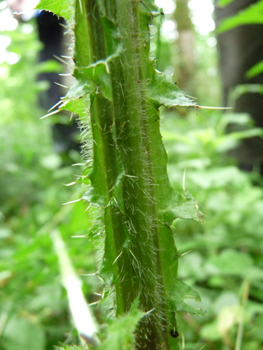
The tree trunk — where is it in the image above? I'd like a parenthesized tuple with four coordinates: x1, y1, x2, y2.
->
(174, 0, 195, 94)
(215, 0, 263, 168)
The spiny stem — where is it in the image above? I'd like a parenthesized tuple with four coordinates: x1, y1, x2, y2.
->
(75, 0, 181, 348)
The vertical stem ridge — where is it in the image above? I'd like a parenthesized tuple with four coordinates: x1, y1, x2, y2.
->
(75, 0, 180, 348)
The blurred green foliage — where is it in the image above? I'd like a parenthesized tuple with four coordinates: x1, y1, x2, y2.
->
(0, 20, 97, 350)
(161, 108, 263, 349)
(218, 0, 263, 33)
(1, 2, 263, 350)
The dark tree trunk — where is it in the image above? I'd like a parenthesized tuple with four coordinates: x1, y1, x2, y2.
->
(214, 0, 263, 169)
(36, 12, 80, 159)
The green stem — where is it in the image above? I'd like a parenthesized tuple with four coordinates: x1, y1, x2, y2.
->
(235, 280, 249, 350)
(104, 1, 179, 348)
(75, 0, 136, 315)
(76, 0, 180, 348)
(36, 0, 201, 348)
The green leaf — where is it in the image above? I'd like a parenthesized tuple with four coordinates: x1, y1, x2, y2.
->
(36, 60, 62, 74)
(82, 186, 107, 207)
(218, 1, 263, 33)
(161, 191, 204, 223)
(139, 0, 157, 12)
(97, 300, 145, 350)
(59, 80, 93, 117)
(3, 315, 45, 350)
(35, 0, 74, 21)
(76, 45, 123, 101)
(246, 60, 263, 78)
(148, 69, 197, 108)
(82, 150, 123, 209)
(55, 346, 85, 350)
(205, 249, 253, 276)
(218, 0, 236, 6)
(62, 79, 92, 103)
(169, 279, 205, 316)
(200, 321, 221, 341)
(78, 62, 112, 101)
(188, 166, 247, 189)
(233, 84, 263, 98)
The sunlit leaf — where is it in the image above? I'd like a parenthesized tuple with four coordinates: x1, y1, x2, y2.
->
(148, 69, 197, 108)
(169, 279, 205, 316)
(218, 0, 236, 6)
(233, 84, 263, 97)
(218, 1, 263, 33)
(205, 249, 253, 276)
(3, 315, 45, 350)
(246, 60, 263, 78)
(35, 0, 74, 21)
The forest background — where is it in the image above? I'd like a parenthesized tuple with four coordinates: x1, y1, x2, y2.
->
(1, 0, 263, 349)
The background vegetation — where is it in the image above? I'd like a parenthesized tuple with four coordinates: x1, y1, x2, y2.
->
(1, 1, 263, 349)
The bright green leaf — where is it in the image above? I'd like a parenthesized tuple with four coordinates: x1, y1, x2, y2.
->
(60, 80, 92, 117)
(233, 84, 263, 98)
(82, 185, 107, 207)
(3, 315, 45, 350)
(218, 1, 263, 33)
(200, 321, 221, 341)
(76, 45, 123, 101)
(218, 0, 236, 6)
(205, 249, 253, 276)
(78, 62, 112, 101)
(148, 69, 197, 108)
(55, 346, 85, 350)
(169, 279, 205, 316)
(36, 59, 62, 74)
(35, 0, 74, 21)
(246, 60, 263, 78)
(162, 191, 204, 223)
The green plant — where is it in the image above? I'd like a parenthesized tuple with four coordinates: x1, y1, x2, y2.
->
(161, 108, 263, 349)
(2, 3, 263, 349)
(35, 0, 204, 349)
(0, 19, 94, 350)
(218, 0, 263, 81)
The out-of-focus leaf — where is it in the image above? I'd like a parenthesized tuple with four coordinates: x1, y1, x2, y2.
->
(246, 61, 263, 78)
(218, 305, 240, 336)
(55, 346, 85, 350)
(0, 228, 12, 239)
(205, 249, 253, 276)
(27, 284, 62, 311)
(218, 1, 263, 33)
(169, 279, 205, 316)
(188, 166, 247, 189)
(36, 59, 63, 74)
(3, 315, 45, 350)
(233, 84, 263, 97)
(200, 321, 221, 341)
(213, 292, 239, 314)
(218, 0, 237, 6)
(0, 270, 12, 285)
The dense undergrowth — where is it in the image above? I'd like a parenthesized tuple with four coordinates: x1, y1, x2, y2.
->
(1, 1, 263, 350)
